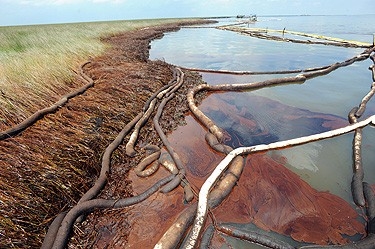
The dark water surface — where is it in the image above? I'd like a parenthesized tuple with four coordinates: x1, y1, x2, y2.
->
(148, 15, 375, 247)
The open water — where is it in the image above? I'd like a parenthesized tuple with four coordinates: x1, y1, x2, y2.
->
(150, 15, 375, 247)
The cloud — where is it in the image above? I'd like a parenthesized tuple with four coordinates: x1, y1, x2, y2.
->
(17, 0, 126, 5)
(19, 0, 76, 5)
(92, 0, 126, 3)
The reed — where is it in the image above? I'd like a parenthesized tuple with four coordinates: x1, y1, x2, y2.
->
(0, 18, 199, 248)
(0, 18, 183, 129)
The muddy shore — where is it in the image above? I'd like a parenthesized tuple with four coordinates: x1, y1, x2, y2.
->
(68, 21, 366, 248)
(69, 20, 213, 248)
(0, 20, 212, 248)
(1, 19, 371, 248)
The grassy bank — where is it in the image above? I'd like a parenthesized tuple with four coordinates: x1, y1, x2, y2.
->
(0, 18, 190, 129)
(0, 19, 210, 248)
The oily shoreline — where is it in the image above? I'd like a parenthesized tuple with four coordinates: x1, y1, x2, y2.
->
(3, 18, 372, 248)
(0, 20, 212, 248)
(69, 26, 372, 248)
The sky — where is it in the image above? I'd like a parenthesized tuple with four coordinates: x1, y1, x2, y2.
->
(0, 0, 374, 26)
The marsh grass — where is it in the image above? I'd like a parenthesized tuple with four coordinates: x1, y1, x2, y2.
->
(0, 18, 202, 248)
(0, 18, 183, 129)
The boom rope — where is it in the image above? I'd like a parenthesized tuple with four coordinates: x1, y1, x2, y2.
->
(183, 48, 375, 248)
(41, 66, 189, 249)
(181, 64, 331, 76)
(0, 61, 94, 140)
(183, 115, 375, 249)
(187, 48, 374, 142)
(39, 32, 375, 249)
(50, 175, 175, 249)
(218, 26, 372, 48)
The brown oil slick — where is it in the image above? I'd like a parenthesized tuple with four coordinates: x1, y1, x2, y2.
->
(123, 93, 364, 248)
(201, 92, 348, 148)
(213, 154, 365, 245)
(123, 115, 223, 248)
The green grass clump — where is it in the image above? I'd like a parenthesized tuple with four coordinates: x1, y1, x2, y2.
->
(0, 18, 184, 129)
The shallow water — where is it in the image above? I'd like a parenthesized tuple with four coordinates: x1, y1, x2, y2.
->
(253, 15, 375, 43)
(151, 26, 364, 71)
(149, 15, 375, 247)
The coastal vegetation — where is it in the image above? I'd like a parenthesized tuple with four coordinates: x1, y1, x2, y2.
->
(0, 18, 204, 248)
(0, 18, 189, 129)
(2, 14, 375, 249)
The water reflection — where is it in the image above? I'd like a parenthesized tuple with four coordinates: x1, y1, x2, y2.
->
(208, 15, 375, 43)
(201, 92, 347, 147)
(252, 15, 375, 43)
(163, 109, 366, 247)
(147, 17, 375, 247)
(270, 127, 375, 203)
(200, 58, 375, 119)
(151, 27, 361, 71)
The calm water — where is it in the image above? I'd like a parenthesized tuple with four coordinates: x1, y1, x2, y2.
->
(150, 15, 375, 247)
